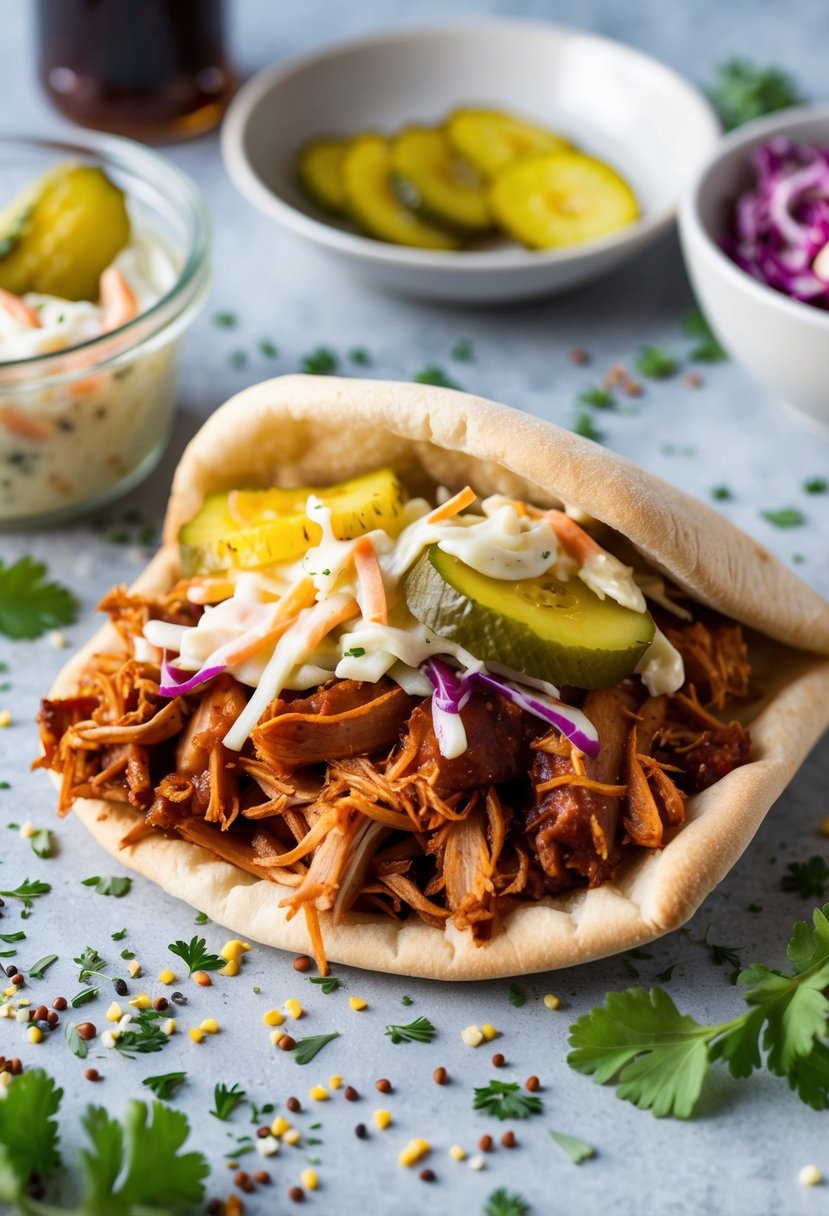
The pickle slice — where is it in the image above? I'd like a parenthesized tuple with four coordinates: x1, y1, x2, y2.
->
(342, 135, 462, 250)
(446, 109, 572, 178)
(390, 127, 490, 232)
(297, 137, 348, 215)
(403, 545, 654, 690)
(179, 469, 408, 577)
(489, 151, 638, 249)
(0, 164, 131, 301)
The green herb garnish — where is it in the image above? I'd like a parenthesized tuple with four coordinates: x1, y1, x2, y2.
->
(761, 507, 804, 528)
(228, 350, 247, 369)
(143, 1071, 187, 1101)
(711, 486, 733, 501)
(0, 879, 51, 911)
(0, 932, 24, 944)
(301, 347, 338, 375)
(210, 1082, 247, 1120)
(115, 1009, 169, 1057)
(81, 875, 131, 898)
(702, 926, 743, 981)
(635, 345, 679, 379)
(341, 646, 366, 659)
(0, 558, 77, 640)
(212, 311, 238, 328)
(194, 911, 208, 925)
(292, 1031, 341, 1066)
(349, 347, 371, 366)
(27, 954, 58, 980)
(400, 994, 413, 1006)
(309, 976, 340, 994)
(549, 1129, 596, 1164)
(412, 365, 461, 390)
(709, 59, 805, 131)
(683, 308, 728, 362)
(384, 1016, 435, 1045)
(111, 928, 128, 941)
(578, 386, 615, 410)
(65, 1022, 87, 1059)
(507, 982, 528, 1008)
(30, 829, 52, 860)
(451, 338, 475, 363)
(572, 411, 602, 442)
(473, 1080, 543, 1121)
(485, 1189, 530, 1216)
(259, 339, 278, 358)
(781, 857, 829, 899)
(167, 936, 224, 976)
(70, 988, 98, 1008)
(803, 477, 827, 495)
(74, 946, 108, 984)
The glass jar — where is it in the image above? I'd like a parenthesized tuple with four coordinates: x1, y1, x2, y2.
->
(36, 0, 235, 141)
(0, 132, 210, 528)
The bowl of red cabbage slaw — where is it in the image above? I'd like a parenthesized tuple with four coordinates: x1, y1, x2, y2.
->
(679, 103, 829, 437)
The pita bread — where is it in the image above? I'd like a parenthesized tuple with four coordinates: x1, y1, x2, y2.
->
(47, 376, 829, 979)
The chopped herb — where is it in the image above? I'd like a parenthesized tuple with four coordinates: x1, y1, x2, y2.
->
(781, 857, 829, 899)
(473, 1080, 543, 1121)
(259, 339, 278, 358)
(82, 875, 131, 898)
(761, 507, 804, 528)
(308, 976, 340, 994)
(628, 948, 653, 960)
(30, 828, 52, 859)
(568, 902, 829, 1117)
(70, 987, 99, 1008)
(138, 522, 157, 547)
(210, 1082, 247, 1120)
(104, 529, 130, 544)
(400, 994, 413, 1006)
(635, 345, 679, 379)
(451, 338, 475, 362)
(803, 477, 827, 494)
(65, 1022, 87, 1059)
(120, 948, 135, 961)
(115, 1009, 168, 1056)
(0, 949, 16, 958)
(412, 365, 461, 390)
(507, 982, 528, 1008)
(578, 386, 615, 409)
(342, 646, 366, 659)
(656, 964, 677, 983)
(228, 350, 247, 369)
(683, 308, 728, 362)
(572, 411, 602, 442)
(0, 781, 9, 790)
(0, 557, 77, 640)
(74, 946, 107, 984)
(212, 311, 238, 328)
(111, 928, 128, 941)
(384, 1016, 435, 1045)
(349, 347, 371, 366)
(711, 486, 733, 501)
(485, 1189, 530, 1216)
(143, 1071, 187, 1100)
(0, 879, 51, 911)
(621, 957, 640, 980)
(549, 1129, 596, 1164)
(167, 936, 224, 976)
(701, 927, 742, 981)
(27, 954, 58, 980)
(292, 1031, 341, 1066)
(0, 932, 24, 944)
(301, 347, 338, 375)
(194, 911, 208, 925)
(249, 1101, 275, 1125)
(709, 59, 805, 131)
(306, 1136, 323, 1146)
(747, 903, 764, 914)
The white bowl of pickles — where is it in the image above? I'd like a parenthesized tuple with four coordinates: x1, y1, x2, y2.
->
(222, 21, 719, 303)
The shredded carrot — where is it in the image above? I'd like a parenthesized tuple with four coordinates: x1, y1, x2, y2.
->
(304, 903, 329, 976)
(427, 485, 476, 524)
(223, 577, 317, 666)
(100, 266, 137, 332)
(0, 407, 51, 442)
(187, 579, 236, 606)
(304, 595, 359, 651)
(0, 287, 41, 328)
(353, 537, 387, 625)
(535, 774, 627, 797)
(544, 509, 602, 564)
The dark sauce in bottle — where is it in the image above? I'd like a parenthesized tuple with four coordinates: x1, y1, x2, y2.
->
(36, 0, 235, 141)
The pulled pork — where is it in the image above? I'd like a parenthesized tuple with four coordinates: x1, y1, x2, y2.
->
(36, 599, 753, 973)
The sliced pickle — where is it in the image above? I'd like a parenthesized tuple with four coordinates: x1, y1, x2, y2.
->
(403, 545, 655, 690)
(446, 108, 572, 178)
(489, 151, 638, 249)
(179, 469, 408, 577)
(390, 127, 490, 232)
(296, 137, 348, 215)
(0, 164, 131, 301)
(342, 134, 462, 250)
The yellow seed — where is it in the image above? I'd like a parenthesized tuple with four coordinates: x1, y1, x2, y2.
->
(127, 960, 141, 979)
(0, 1071, 10, 1087)
(270, 1115, 292, 1138)
(309, 1085, 329, 1102)
(373, 1109, 391, 1130)
(219, 960, 240, 978)
(263, 1008, 285, 1027)
(348, 996, 367, 1011)
(329, 1074, 342, 1090)
(16, 1000, 30, 1010)
(449, 1145, 466, 1162)
(128, 993, 151, 1010)
(27, 1025, 43, 1044)
(301, 1168, 319, 1191)
(399, 1138, 430, 1167)
(19, 821, 34, 839)
(158, 968, 176, 985)
(199, 1018, 219, 1034)
(0, 710, 12, 728)
(188, 1027, 205, 1044)
(799, 1165, 822, 1187)
(461, 1024, 483, 1048)
(193, 971, 212, 987)
(106, 1002, 123, 1022)
(220, 939, 251, 962)
(283, 1127, 301, 1146)
(544, 993, 561, 1011)
(3, 987, 15, 999)
(283, 997, 303, 1019)
(269, 1029, 284, 1048)
(163, 1018, 177, 1035)
(481, 1023, 497, 1041)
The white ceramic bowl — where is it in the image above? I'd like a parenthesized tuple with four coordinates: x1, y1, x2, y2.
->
(679, 104, 829, 439)
(221, 21, 719, 303)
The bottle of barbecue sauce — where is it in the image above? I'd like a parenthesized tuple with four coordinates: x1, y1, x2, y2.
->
(35, 0, 235, 142)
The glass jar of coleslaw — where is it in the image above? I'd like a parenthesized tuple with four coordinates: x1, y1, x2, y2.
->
(0, 133, 209, 527)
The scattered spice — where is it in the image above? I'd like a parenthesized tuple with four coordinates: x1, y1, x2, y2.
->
(419, 1168, 436, 1182)
(569, 347, 590, 365)
(478, 1134, 494, 1153)
(293, 955, 312, 972)
(288, 1185, 305, 1203)
(84, 1068, 99, 1082)
(375, 1078, 392, 1094)
(761, 507, 804, 528)
(501, 1130, 516, 1149)
(355, 1123, 368, 1139)
(432, 1066, 448, 1085)
(491, 1053, 505, 1068)
(525, 1075, 540, 1092)
(301, 347, 338, 376)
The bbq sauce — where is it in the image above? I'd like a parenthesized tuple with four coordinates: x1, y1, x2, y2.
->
(36, 0, 235, 141)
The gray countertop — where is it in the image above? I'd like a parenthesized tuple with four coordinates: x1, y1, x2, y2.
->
(1, 1, 828, 1213)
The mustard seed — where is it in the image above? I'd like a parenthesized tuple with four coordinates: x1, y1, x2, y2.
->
(525, 1075, 540, 1092)
(52, 996, 67, 1011)
(501, 1130, 517, 1149)
(76, 1022, 96, 1040)
(289, 1185, 305, 1203)
(491, 1052, 505, 1068)
(286, 1096, 301, 1113)
(84, 1068, 99, 1082)
(375, 1077, 392, 1094)
(478, 1134, 493, 1153)
(344, 1085, 359, 1101)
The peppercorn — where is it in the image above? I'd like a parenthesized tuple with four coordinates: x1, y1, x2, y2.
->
(355, 1123, 368, 1139)
(419, 1168, 436, 1182)
(501, 1130, 516, 1149)
(253, 1170, 271, 1185)
(46, 1011, 59, 1028)
(52, 996, 67, 1011)
(344, 1085, 359, 1101)
(278, 1034, 296, 1051)
(375, 1078, 392, 1094)
(152, 996, 168, 1012)
(525, 1075, 540, 1092)
(432, 1066, 448, 1085)
(478, 1134, 493, 1153)
(286, 1096, 301, 1113)
(293, 955, 312, 972)
(84, 1068, 99, 1082)
(289, 1186, 305, 1203)
(32, 1005, 48, 1023)
(491, 1053, 505, 1068)
(5, 965, 17, 978)
(113, 978, 128, 996)
(76, 1022, 96, 1040)
(10, 973, 23, 986)
(9, 1059, 21, 1075)
(233, 1171, 253, 1194)
(570, 347, 590, 365)
(256, 1127, 271, 1139)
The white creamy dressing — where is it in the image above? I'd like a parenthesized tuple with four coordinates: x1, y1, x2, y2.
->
(144, 494, 686, 754)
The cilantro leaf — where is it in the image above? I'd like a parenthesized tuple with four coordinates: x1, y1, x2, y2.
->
(549, 1129, 597, 1164)
(635, 345, 679, 379)
(507, 982, 528, 1007)
(0, 557, 77, 640)
(292, 1031, 340, 1065)
(578, 386, 616, 410)
(210, 1081, 247, 1120)
(451, 338, 475, 363)
(761, 507, 804, 528)
(781, 856, 829, 899)
(143, 1072, 187, 1101)
(115, 1010, 169, 1057)
(473, 1080, 543, 1121)
(82, 875, 132, 898)
(0, 1069, 62, 1201)
(167, 935, 224, 976)
(301, 346, 338, 375)
(384, 1016, 435, 1044)
(709, 59, 805, 131)
(349, 346, 371, 366)
(309, 975, 340, 994)
(485, 1188, 531, 1216)
(804, 477, 827, 495)
(412, 365, 461, 390)
(0, 878, 51, 910)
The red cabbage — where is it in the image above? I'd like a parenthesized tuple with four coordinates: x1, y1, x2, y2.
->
(158, 656, 227, 697)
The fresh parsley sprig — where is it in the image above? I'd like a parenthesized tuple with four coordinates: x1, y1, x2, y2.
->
(81, 875, 132, 898)
(485, 1189, 531, 1216)
(781, 857, 829, 899)
(507, 982, 528, 1008)
(568, 903, 829, 1118)
(709, 59, 805, 131)
(0, 557, 77, 640)
(210, 1082, 246, 1120)
(143, 1072, 187, 1101)
(0, 879, 51, 911)
(384, 1016, 435, 1045)
(167, 936, 224, 976)
(473, 1080, 543, 1121)
(115, 1010, 169, 1057)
